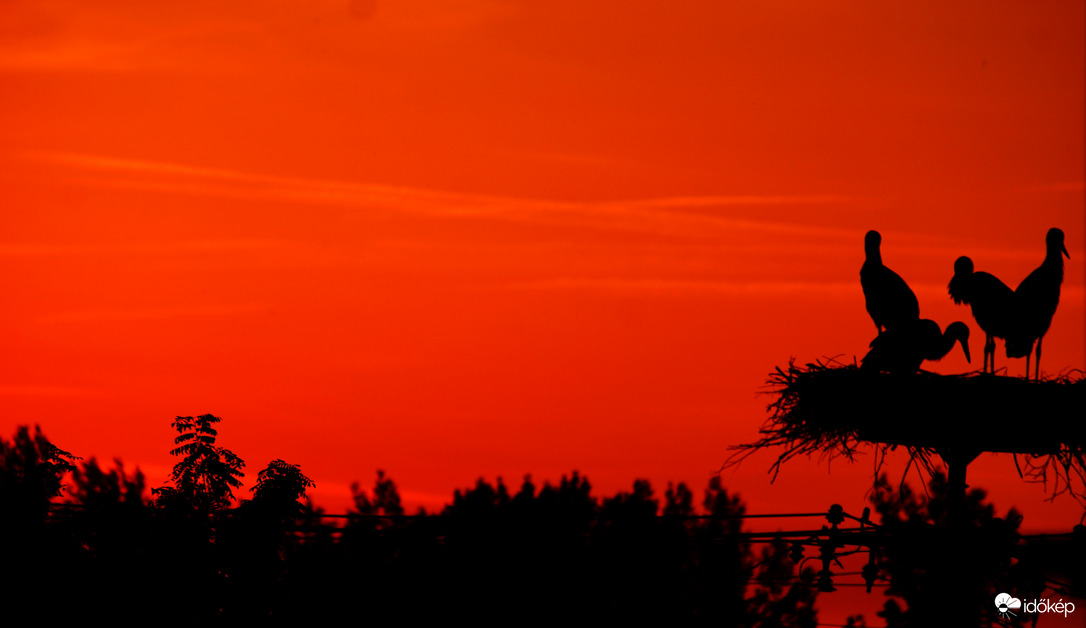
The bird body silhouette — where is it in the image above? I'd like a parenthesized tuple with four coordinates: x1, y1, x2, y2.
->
(1005, 228, 1069, 381)
(948, 256, 1015, 373)
(862, 318, 971, 375)
(860, 230, 920, 335)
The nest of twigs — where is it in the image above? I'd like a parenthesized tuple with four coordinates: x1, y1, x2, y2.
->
(729, 359, 1086, 502)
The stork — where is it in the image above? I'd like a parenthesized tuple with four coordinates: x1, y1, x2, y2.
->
(1005, 228, 1069, 382)
(862, 318, 971, 375)
(860, 230, 920, 336)
(947, 256, 1015, 373)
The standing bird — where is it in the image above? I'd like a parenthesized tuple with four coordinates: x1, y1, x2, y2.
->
(947, 256, 1015, 373)
(1006, 228, 1069, 382)
(861, 230, 920, 335)
(862, 318, 972, 375)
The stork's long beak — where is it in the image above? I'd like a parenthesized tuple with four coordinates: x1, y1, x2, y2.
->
(960, 337, 971, 363)
(1063, 243, 1070, 259)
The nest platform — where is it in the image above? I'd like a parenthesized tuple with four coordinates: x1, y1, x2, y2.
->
(733, 360, 1086, 499)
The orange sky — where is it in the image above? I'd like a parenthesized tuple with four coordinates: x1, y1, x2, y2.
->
(2, 0, 1084, 559)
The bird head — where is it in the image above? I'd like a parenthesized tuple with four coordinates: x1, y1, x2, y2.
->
(947, 321, 971, 363)
(864, 230, 882, 258)
(948, 256, 974, 305)
(953, 256, 974, 277)
(1047, 227, 1069, 259)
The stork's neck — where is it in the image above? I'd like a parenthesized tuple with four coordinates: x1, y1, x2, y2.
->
(1045, 246, 1065, 282)
(865, 245, 882, 266)
(941, 330, 960, 359)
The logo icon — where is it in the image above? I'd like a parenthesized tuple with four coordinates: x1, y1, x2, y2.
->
(995, 593, 1022, 618)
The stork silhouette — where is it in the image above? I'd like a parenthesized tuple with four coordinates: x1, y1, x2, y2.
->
(860, 230, 920, 336)
(861, 318, 971, 375)
(1005, 228, 1069, 382)
(947, 256, 1015, 374)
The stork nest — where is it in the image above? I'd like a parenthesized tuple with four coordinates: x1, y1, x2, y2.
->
(728, 358, 1086, 502)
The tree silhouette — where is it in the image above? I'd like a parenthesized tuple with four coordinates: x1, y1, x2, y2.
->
(1, 421, 831, 627)
(249, 458, 314, 520)
(695, 476, 752, 624)
(870, 473, 1032, 627)
(0, 425, 79, 524)
(213, 460, 314, 619)
(141, 415, 245, 618)
(351, 469, 404, 518)
(60, 457, 159, 620)
(746, 541, 818, 628)
(1, 426, 82, 622)
(70, 457, 146, 509)
(154, 414, 245, 511)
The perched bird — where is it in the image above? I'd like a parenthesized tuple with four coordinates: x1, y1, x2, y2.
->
(860, 230, 920, 336)
(1006, 228, 1069, 381)
(862, 318, 972, 375)
(947, 256, 1015, 373)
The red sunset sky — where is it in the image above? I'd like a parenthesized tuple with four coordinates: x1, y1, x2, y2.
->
(1, 0, 1083, 568)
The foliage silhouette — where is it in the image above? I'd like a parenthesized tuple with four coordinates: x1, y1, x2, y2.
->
(249, 458, 315, 519)
(214, 459, 315, 619)
(154, 414, 245, 511)
(0, 427, 84, 622)
(352, 468, 404, 518)
(70, 456, 146, 508)
(746, 541, 818, 628)
(55, 457, 162, 620)
(0, 425, 79, 523)
(869, 472, 1033, 627)
(8, 420, 830, 625)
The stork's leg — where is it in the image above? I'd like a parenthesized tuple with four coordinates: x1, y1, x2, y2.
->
(1025, 351, 1031, 381)
(984, 334, 994, 373)
(1034, 335, 1043, 382)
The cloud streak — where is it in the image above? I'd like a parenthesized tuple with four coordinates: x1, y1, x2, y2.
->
(32, 151, 857, 240)
(0, 239, 286, 257)
(511, 277, 859, 296)
(507, 278, 1086, 302)
(0, 384, 110, 398)
(26, 153, 1078, 275)
(38, 303, 266, 324)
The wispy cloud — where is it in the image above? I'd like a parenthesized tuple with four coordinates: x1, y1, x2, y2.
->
(0, 239, 285, 257)
(617, 195, 851, 209)
(1021, 181, 1086, 194)
(0, 4, 274, 74)
(38, 303, 265, 324)
(511, 277, 858, 296)
(31, 151, 856, 240)
(19, 153, 1080, 295)
(508, 278, 1086, 302)
(0, 384, 110, 397)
